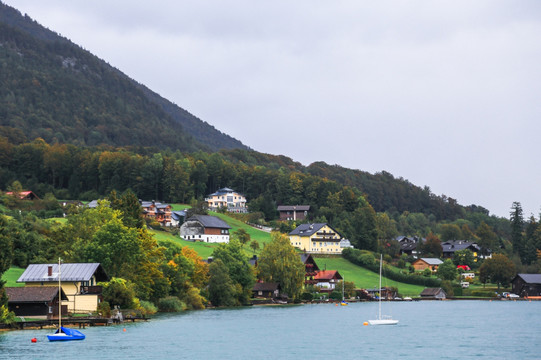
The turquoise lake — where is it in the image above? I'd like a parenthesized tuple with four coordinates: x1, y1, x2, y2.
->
(1, 300, 540, 359)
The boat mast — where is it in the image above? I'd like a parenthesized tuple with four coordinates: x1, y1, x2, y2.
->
(58, 257, 61, 329)
(378, 254, 382, 320)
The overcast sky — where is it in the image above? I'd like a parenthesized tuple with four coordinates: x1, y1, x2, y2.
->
(4, 1, 541, 219)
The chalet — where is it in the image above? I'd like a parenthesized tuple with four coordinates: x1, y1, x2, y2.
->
(5, 286, 68, 319)
(5, 190, 39, 200)
(289, 223, 343, 254)
(511, 274, 541, 297)
(412, 258, 443, 272)
(314, 270, 343, 292)
(441, 240, 491, 260)
(205, 187, 247, 213)
(252, 282, 281, 299)
(17, 263, 109, 313)
(300, 253, 320, 286)
(420, 288, 447, 300)
(140, 200, 172, 226)
(277, 205, 310, 221)
(180, 215, 231, 243)
(396, 236, 424, 256)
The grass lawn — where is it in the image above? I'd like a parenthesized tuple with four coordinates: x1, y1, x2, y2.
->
(313, 256, 425, 297)
(2, 267, 25, 287)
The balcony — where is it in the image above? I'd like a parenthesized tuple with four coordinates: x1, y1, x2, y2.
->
(80, 285, 102, 295)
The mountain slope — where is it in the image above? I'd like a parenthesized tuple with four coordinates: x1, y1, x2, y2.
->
(0, 2, 249, 152)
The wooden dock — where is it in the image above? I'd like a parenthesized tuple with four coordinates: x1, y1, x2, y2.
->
(7, 316, 148, 330)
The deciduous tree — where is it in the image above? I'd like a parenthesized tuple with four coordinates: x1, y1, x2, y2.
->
(257, 232, 305, 300)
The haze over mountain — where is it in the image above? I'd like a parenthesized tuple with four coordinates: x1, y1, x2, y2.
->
(0, 2, 249, 152)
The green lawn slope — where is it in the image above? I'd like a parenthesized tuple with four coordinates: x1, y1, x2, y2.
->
(313, 256, 425, 297)
(2, 267, 25, 287)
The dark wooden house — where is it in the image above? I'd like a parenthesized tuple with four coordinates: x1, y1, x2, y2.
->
(5, 286, 68, 319)
(277, 205, 310, 221)
(511, 274, 541, 297)
(300, 253, 320, 286)
(252, 282, 281, 299)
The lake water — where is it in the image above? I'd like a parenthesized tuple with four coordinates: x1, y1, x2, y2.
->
(1, 300, 540, 359)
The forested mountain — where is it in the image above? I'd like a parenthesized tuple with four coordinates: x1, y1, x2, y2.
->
(0, 2, 249, 152)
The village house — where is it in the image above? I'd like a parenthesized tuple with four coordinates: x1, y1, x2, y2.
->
(420, 288, 447, 300)
(288, 223, 343, 254)
(17, 263, 109, 314)
(5, 286, 68, 319)
(277, 205, 310, 221)
(300, 254, 320, 286)
(140, 200, 172, 226)
(412, 258, 443, 272)
(396, 236, 424, 256)
(5, 190, 39, 200)
(441, 240, 491, 260)
(314, 270, 343, 292)
(511, 274, 541, 297)
(205, 187, 247, 213)
(170, 210, 187, 227)
(180, 215, 231, 243)
(252, 282, 281, 299)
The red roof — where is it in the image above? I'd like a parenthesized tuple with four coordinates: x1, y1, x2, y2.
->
(5, 191, 39, 200)
(314, 270, 342, 281)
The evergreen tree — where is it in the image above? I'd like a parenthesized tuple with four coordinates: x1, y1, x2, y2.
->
(510, 202, 525, 259)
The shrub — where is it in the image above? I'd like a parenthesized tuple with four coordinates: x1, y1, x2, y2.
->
(300, 292, 313, 301)
(96, 301, 112, 318)
(329, 290, 342, 300)
(158, 296, 187, 312)
(138, 300, 158, 315)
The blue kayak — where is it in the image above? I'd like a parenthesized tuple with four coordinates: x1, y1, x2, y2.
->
(47, 326, 86, 341)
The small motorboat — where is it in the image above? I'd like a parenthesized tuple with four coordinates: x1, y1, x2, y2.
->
(47, 326, 86, 341)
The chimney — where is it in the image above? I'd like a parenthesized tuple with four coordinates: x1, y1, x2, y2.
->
(48, 266, 53, 277)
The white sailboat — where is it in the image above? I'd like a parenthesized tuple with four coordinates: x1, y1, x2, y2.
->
(368, 254, 398, 325)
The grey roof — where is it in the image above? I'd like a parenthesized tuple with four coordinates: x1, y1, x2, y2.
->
(209, 187, 243, 196)
(420, 288, 446, 296)
(5, 286, 68, 302)
(277, 205, 310, 211)
(187, 215, 231, 229)
(87, 200, 99, 208)
(515, 274, 541, 284)
(17, 263, 108, 283)
(252, 282, 280, 291)
(417, 258, 443, 265)
(289, 223, 327, 236)
(441, 240, 481, 253)
(171, 210, 186, 221)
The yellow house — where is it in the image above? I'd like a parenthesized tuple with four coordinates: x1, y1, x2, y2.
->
(17, 263, 109, 314)
(288, 223, 343, 254)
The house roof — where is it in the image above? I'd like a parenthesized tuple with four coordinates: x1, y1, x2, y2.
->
(17, 263, 108, 283)
(441, 240, 482, 253)
(5, 191, 39, 200)
(415, 258, 443, 266)
(289, 223, 336, 237)
(5, 286, 68, 303)
(171, 210, 186, 221)
(420, 288, 446, 296)
(253, 282, 280, 292)
(314, 270, 342, 281)
(277, 205, 310, 211)
(208, 187, 244, 196)
(186, 215, 231, 229)
(514, 274, 541, 284)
